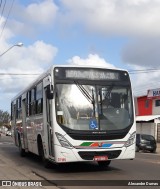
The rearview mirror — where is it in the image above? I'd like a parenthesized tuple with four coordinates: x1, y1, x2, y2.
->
(46, 84, 54, 99)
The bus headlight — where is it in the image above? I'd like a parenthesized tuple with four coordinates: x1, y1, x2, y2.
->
(125, 132, 136, 147)
(55, 132, 73, 149)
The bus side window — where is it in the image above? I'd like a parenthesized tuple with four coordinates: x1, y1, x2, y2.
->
(11, 102, 16, 121)
(26, 88, 37, 116)
(11, 102, 13, 120)
(30, 88, 36, 115)
(26, 91, 30, 117)
(36, 82, 43, 114)
(16, 97, 22, 119)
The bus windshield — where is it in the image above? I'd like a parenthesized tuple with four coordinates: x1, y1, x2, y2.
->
(55, 83, 133, 131)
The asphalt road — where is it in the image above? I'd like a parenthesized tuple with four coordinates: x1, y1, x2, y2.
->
(0, 135, 160, 189)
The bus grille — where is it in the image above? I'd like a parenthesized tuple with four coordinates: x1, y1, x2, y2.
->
(78, 150, 121, 160)
(69, 133, 126, 140)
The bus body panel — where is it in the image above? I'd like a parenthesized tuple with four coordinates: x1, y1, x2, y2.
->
(11, 65, 136, 164)
(52, 121, 136, 163)
(25, 115, 43, 155)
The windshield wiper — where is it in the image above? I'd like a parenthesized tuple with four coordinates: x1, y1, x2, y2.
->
(74, 81, 96, 116)
(74, 81, 93, 103)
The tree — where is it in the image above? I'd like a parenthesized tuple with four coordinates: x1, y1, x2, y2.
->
(0, 110, 10, 128)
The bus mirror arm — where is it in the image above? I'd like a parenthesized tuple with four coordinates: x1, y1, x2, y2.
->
(46, 84, 54, 99)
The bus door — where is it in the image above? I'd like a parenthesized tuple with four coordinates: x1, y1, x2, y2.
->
(44, 77, 54, 158)
(22, 94, 28, 151)
(11, 101, 18, 146)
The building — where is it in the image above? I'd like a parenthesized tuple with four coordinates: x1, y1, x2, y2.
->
(136, 88, 160, 142)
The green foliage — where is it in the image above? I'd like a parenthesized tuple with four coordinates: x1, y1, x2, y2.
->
(0, 110, 10, 127)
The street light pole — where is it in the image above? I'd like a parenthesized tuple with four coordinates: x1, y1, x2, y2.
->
(0, 42, 23, 57)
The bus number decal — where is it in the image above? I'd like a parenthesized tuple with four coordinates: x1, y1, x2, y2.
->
(58, 158, 66, 162)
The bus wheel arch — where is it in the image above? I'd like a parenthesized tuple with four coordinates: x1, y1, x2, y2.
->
(37, 135, 43, 158)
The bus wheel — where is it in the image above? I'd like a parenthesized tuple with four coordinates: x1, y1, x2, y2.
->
(98, 160, 111, 167)
(18, 138, 26, 157)
(38, 139, 50, 168)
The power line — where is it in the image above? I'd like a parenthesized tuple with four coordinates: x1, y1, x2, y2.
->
(0, 0, 3, 9)
(133, 80, 160, 91)
(133, 81, 160, 88)
(129, 69, 160, 74)
(0, 68, 159, 85)
(129, 69, 160, 94)
(0, 68, 160, 76)
(0, 76, 38, 80)
(0, 0, 6, 26)
(0, 73, 40, 75)
(0, 0, 14, 40)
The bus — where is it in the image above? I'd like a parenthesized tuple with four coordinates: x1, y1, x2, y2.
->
(11, 65, 136, 167)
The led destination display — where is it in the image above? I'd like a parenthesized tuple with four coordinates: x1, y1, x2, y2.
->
(65, 70, 119, 80)
(54, 67, 127, 81)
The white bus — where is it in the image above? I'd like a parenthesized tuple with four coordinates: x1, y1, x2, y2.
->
(11, 65, 136, 167)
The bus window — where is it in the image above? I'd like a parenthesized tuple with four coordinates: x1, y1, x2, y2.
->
(16, 97, 22, 119)
(36, 82, 43, 114)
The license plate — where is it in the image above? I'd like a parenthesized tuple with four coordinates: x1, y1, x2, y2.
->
(94, 156, 108, 161)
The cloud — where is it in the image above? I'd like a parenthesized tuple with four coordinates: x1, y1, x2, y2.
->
(129, 64, 160, 96)
(0, 17, 14, 41)
(7, 0, 58, 36)
(25, 0, 58, 26)
(67, 54, 116, 68)
(0, 39, 58, 111)
(122, 38, 160, 67)
(0, 0, 59, 111)
(60, 0, 160, 37)
(1, 0, 160, 110)
(0, 40, 58, 94)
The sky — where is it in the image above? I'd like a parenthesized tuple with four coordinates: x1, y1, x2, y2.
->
(1, 0, 160, 112)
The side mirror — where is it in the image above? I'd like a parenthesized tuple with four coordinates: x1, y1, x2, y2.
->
(46, 84, 54, 99)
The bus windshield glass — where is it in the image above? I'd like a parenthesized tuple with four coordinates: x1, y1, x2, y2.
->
(55, 83, 133, 131)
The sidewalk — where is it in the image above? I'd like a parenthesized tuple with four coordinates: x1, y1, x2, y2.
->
(0, 135, 57, 189)
(0, 153, 57, 189)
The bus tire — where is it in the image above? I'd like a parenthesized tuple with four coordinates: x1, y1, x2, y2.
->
(98, 160, 111, 167)
(18, 138, 26, 157)
(38, 138, 51, 168)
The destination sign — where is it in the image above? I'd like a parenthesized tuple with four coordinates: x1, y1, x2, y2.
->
(54, 67, 130, 82)
(65, 70, 119, 80)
